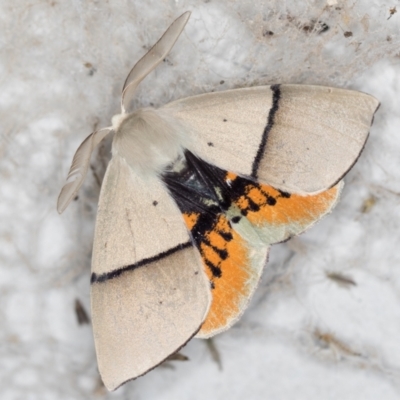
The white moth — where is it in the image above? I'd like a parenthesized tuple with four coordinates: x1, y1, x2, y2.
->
(58, 12, 379, 391)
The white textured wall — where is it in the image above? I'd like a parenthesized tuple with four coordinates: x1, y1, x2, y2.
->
(1, 0, 400, 399)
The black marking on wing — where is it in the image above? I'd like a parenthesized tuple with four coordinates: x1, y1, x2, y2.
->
(187, 210, 232, 280)
(203, 237, 228, 260)
(227, 170, 290, 216)
(205, 258, 222, 278)
(251, 84, 281, 178)
(91, 241, 192, 284)
(278, 190, 291, 198)
(219, 230, 233, 241)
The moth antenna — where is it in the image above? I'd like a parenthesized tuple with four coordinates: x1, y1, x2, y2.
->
(57, 127, 112, 213)
(121, 11, 191, 114)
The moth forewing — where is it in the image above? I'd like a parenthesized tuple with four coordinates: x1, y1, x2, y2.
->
(163, 85, 379, 194)
(90, 156, 211, 391)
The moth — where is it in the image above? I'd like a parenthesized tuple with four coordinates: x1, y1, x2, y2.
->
(57, 12, 379, 391)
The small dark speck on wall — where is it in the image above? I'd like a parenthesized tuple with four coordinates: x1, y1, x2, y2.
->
(83, 62, 96, 76)
(263, 29, 274, 36)
(74, 299, 90, 325)
(302, 20, 329, 34)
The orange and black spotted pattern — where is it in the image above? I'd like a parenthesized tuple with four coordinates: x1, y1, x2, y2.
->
(182, 209, 255, 335)
(225, 171, 340, 240)
(163, 150, 339, 336)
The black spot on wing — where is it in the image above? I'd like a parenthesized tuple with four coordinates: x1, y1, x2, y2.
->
(247, 198, 260, 212)
(278, 190, 291, 198)
(219, 230, 233, 241)
(204, 258, 222, 278)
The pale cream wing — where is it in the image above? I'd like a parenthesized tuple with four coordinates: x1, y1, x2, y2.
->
(162, 84, 379, 194)
(91, 156, 211, 391)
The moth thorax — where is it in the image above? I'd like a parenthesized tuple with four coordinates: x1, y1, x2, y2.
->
(112, 108, 185, 174)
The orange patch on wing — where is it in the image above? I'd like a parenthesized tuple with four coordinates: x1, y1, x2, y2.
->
(256, 186, 338, 226)
(200, 216, 252, 336)
(183, 212, 199, 230)
(232, 173, 340, 228)
(226, 171, 237, 181)
(182, 212, 254, 337)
